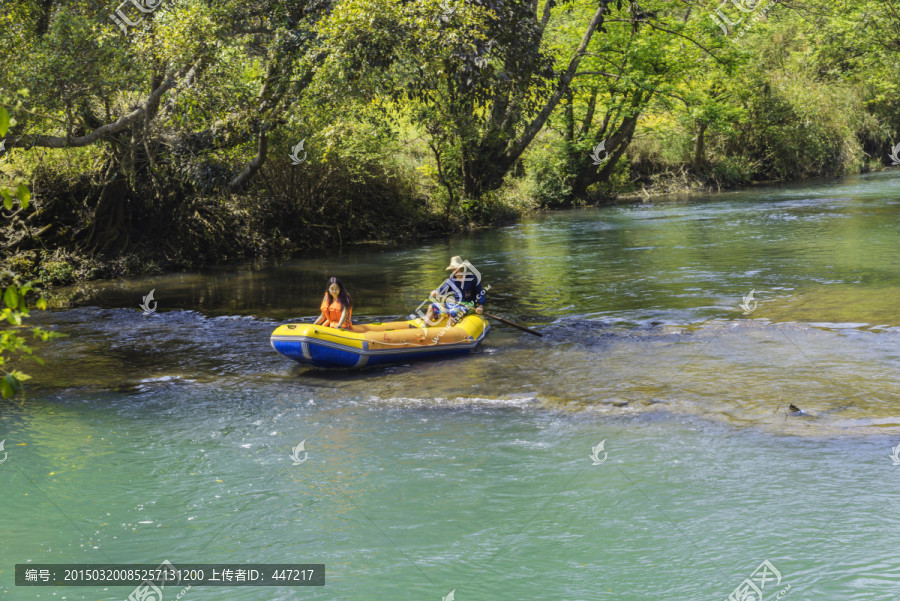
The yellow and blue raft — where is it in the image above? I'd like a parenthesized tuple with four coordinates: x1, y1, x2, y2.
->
(270, 314, 490, 368)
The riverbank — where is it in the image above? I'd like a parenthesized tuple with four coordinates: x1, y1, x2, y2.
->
(3, 164, 895, 291)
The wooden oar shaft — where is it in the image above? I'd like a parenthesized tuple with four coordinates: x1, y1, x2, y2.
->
(483, 312, 543, 337)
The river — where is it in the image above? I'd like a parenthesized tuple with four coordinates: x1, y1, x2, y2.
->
(2, 170, 899, 600)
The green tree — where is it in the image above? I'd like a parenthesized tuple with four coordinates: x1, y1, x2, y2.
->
(0, 106, 58, 400)
(556, 0, 734, 197)
(325, 0, 629, 203)
(0, 0, 332, 254)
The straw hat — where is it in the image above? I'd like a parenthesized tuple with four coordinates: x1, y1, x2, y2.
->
(445, 256, 466, 271)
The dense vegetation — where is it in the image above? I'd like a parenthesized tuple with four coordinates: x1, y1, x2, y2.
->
(1, 0, 899, 284)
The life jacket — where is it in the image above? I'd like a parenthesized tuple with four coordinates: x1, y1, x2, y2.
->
(321, 293, 353, 329)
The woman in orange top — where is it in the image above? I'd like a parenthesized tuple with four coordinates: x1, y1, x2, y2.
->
(314, 276, 353, 329)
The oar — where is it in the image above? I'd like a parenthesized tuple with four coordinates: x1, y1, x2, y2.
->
(483, 312, 543, 337)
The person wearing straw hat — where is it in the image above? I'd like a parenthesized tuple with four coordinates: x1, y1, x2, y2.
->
(424, 256, 486, 325)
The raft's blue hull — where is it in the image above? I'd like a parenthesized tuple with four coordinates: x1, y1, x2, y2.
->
(271, 337, 479, 368)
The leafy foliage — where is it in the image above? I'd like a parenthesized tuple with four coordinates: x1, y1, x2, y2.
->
(0, 105, 60, 400)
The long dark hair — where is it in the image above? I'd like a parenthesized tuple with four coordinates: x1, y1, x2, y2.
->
(325, 276, 352, 310)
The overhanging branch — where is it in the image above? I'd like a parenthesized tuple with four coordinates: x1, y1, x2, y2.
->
(8, 56, 206, 150)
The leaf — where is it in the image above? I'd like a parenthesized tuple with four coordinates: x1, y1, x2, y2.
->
(36, 299, 47, 310)
(16, 184, 30, 209)
(0, 375, 16, 398)
(9, 371, 31, 382)
(1, 189, 12, 210)
(0, 108, 8, 137)
(4, 287, 18, 309)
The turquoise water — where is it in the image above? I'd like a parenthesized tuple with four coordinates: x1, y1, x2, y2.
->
(3, 170, 900, 599)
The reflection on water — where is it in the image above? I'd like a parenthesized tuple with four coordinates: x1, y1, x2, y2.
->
(22, 169, 900, 435)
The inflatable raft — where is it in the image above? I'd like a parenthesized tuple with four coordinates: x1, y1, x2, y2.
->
(270, 314, 490, 368)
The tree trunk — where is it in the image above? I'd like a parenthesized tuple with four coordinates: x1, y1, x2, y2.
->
(564, 88, 575, 143)
(568, 90, 648, 199)
(459, 0, 613, 198)
(80, 164, 134, 256)
(35, 0, 55, 36)
(693, 122, 707, 172)
(228, 130, 269, 192)
(461, 139, 510, 198)
(570, 111, 639, 198)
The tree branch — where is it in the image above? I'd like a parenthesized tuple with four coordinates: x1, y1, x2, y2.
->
(228, 128, 268, 192)
(646, 22, 727, 65)
(510, 0, 612, 160)
(9, 57, 206, 150)
(574, 70, 623, 79)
